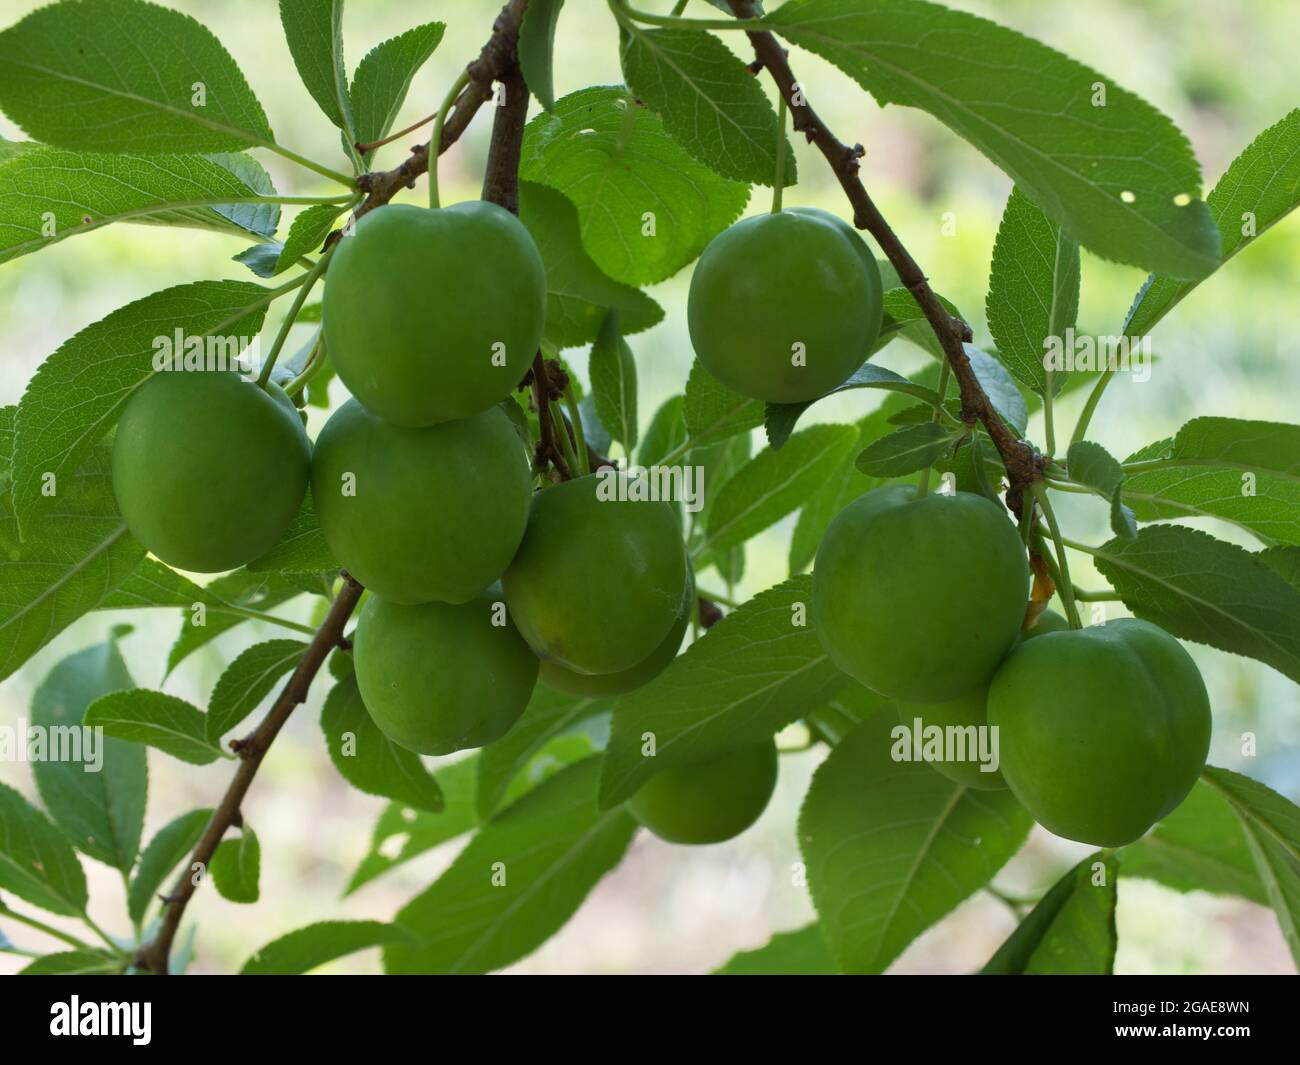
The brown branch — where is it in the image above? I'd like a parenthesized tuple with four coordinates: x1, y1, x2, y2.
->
(134, 576, 364, 975)
(482, 65, 530, 213)
(725, 0, 1043, 511)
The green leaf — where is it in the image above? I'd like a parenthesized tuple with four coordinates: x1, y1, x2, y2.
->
(1091, 524, 1300, 684)
(519, 0, 564, 112)
(601, 576, 848, 806)
(241, 920, 411, 975)
(166, 570, 307, 676)
(769, 0, 1219, 279)
(1067, 440, 1136, 539)
(1126, 109, 1300, 337)
(0, 780, 87, 916)
(210, 827, 260, 904)
(765, 363, 943, 449)
(321, 675, 443, 813)
(99, 559, 207, 610)
(0, 147, 282, 264)
(875, 285, 963, 358)
(127, 808, 212, 926)
(0, 0, 274, 153)
(621, 25, 795, 187)
(1121, 780, 1266, 906)
(19, 949, 120, 975)
(986, 187, 1080, 396)
(235, 203, 343, 278)
(1202, 767, 1300, 966)
(0, 446, 146, 683)
(714, 924, 840, 974)
(704, 425, 858, 551)
(856, 422, 961, 477)
(85, 690, 223, 765)
(966, 347, 1028, 435)
(207, 639, 306, 743)
(521, 86, 750, 285)
(1122, 418, 1300, 545)
(350, 22, 446, 166)
(385, 758, 636, 974)
(800, 715, 1032, 974)
(684, 361, 763, 447)
(12, 279, 273, 535)
(279, 0, 354, 141)
(589, 310, 638, 451)
(519, 182, 664, 349)
(982, 852, 1117, 974)
(246, 489, 339, 575)
(638, 395, 687, 467)
(31, 630, 144, 873)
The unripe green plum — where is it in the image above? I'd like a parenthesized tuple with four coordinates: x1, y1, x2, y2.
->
(353, 592, 538, 755)
(988, 618, 1212, 847)
(628, 739, 779, 845)
(311, 399, 530, 604)
(503, 474, 690, 676)
(687, 208, 883, 403)
(812, 485, 1029, 702)
(111, 371, 310, 573)
(322, 202, 545, 426)
(897, 610, 1066, 790)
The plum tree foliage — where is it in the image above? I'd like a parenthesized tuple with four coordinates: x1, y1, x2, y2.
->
(0, 0, 1298, 980)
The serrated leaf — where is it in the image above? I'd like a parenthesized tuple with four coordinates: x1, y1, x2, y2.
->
(765, 362, 943, 450)
(601, 576, 848, 806)
(519, 182, 664, 349)
(856, 422, 961, 477)
(521, 86, 750, 285)
(241, 919, 411, 975)
(100, 559, 207, 611)
(279, 0, 354, 142)
(19, 949, 120, 975)
(13, 279, 273, 535)
(31, 630, 144, 873)
(714, 923, 840, 974)
(986, 187, 1080, 396)
(350, 22, 446, 166)
(1126, 109, 1300, 337)
(0, 780, 87, 916)
(799, 715, 1032, 974)
(166, 570, 308, 676)
(704, 425, 858, 551)
(966, 346, 1028, 435)
(1067, 439, 1135, 539)
(207, 639, 305, 743)
(0, 446, 146, 683)
(684, 361, 763, 446)
(385, 758, 635, 974)
(85, 690, 223, 765)
(235, 203, 342, 278)
(589, 310, 638, 451)
(769, 0, 1219, 279)
(1122, 417, 1300, 546)
(519, 0, 564, 112)
(981, 852, 1117, 974)
(210, 827, 260, 904)
(321, 675, 443, 813)
(1091, 524, 1300, 684)
(638, 395, 687, 466)
(621, 25, 795, 187)
(875, 285, 963, 359)
(0, 0, 273, 153)
(1202, 767, 1300, 966)
(127, 808, 212, 925)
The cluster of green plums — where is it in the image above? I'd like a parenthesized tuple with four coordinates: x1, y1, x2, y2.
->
(812, 484, 1212, 847)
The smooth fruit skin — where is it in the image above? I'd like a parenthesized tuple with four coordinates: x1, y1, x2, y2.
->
(311, 399, 530, 604)
(687, 208, 883, 403)
(111, 371, 310, 573)
(353, 592, 538, 755)
(812, 485, 1029, 702)
(988, 619, 1212, 847)
(503, 474, 690, 676)
(897, 610, 1067, 790)
(322, 202, 545, 426)
(628, 740, 779, 845)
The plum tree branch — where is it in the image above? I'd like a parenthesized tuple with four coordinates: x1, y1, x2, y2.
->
(134, 575, 364, 975)
(724, 0, 1043, 512)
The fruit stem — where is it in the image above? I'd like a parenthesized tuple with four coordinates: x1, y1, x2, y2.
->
(284, 333, 327, 399)
(1070, 368, 1115, 447)
(562, 382, 592, 477)
(770, 92, 788, 213)
(429, 70, 473, 210)
(1031, 483, 1083, 629)
(1042, 380, 1057, 457)
(256, 245, 335, 389)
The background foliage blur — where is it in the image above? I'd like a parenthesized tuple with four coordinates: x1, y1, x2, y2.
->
(1, 0, 1296, 974)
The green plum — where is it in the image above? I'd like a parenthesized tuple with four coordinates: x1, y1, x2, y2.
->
(111, 371, 310, 573)
(322, 201, 545, 426)
(311, 399, 530, 604)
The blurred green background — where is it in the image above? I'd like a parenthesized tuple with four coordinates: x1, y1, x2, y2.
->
(1, 0, 1297, 974)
